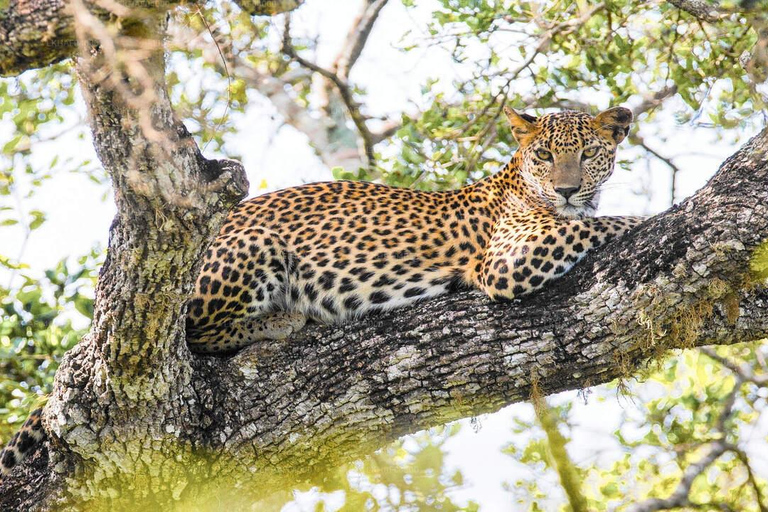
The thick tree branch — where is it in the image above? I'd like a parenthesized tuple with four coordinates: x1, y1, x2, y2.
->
(2, 4, 768, 504)
(2, 3, 247, 508)
(667, 0, 727, 23)
(0, 0, 77, 76)
(3, 115, 768, 511)
(162, 127, 768, 500)
(232, 0, 304, 16)
(0, 0, 303, 77)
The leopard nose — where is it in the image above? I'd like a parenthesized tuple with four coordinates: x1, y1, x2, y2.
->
(555, 186, 580, 199)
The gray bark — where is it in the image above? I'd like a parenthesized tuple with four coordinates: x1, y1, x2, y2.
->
(1, 1, 768, 510)
(667, 0, 725, 22)
(0, 0, 303, 77)
(0, 0, 76, 77)
(2, 122, 767, 510)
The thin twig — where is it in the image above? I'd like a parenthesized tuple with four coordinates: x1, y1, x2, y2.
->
(282, 16, 376, 170)
(632, 86, 678, 118)
(629, 133, 681, 206)
(626, 441, 729, 512)
(195, 7, 233, 153)
(701, 347, 768, 385)
(728, 444, 768, 512)
(333, 0, 390, 81)
(625, 340, 768, 512)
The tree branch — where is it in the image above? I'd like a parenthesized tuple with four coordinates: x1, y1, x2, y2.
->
(0, 0, 303, 77)
(3, 111, 768, 511)
(13, 3, 247, 507)
(233, 0, 304, 16)
(3, 9, 768, 503)
(172, 21, 366, 171)
(730, 445, 768, 512)
(282, 16, 377, 170)
(701, 347, 768, 386)
(632, 85, 678, 117)
(370, 119, 402, 144)
(629, 132, 681, 203)
(0, 0, 78, 77)
(533, 396, 588, 512)
(626, 441, 730, 512)
(164, 127, 768, 499)
(332, 0, 390, 81)
(667, 0, 727, 23)
(628, 341, 768, 511)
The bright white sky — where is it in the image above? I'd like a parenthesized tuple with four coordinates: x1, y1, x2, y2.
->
(1, 0, 765, 510)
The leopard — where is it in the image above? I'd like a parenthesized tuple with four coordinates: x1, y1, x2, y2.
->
(0, 106, 642, 481)
(185, 106, 643, 353)
(0, 408, 43, 483)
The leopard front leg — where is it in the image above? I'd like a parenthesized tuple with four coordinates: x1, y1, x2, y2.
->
(186, 226, 304, 354)
(187, 311, 306, 354)
(477, 214, 643, 300)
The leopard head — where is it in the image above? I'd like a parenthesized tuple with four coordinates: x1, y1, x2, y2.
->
(505, 106, 632, 219)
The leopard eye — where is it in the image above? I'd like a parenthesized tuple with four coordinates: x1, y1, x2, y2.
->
(535, 148, 552, 161)
(582, 147, 598, 159)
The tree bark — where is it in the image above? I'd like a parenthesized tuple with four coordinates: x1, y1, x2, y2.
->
(0, 0, 303, 77)
(3, 124, 767, 510)
(0, 0, 75, 77)
(2, 1, 768, 510)
(667, 0, 726, 22)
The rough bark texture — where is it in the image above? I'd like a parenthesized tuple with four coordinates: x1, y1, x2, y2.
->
(182, 133, 768, 497)
(0, 11, 250, 511)
(0, 0, 303, 77)
(235, 0, 304, 16)
(667, 0, 725, 22)
(2, 126, 767, 509)
(1, 0, 768, 510)
(41, 29, 250, 508)
(0, 0, 76, 77)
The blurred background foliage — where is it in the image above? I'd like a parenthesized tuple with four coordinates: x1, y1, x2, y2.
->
(1, 0, 767, 510)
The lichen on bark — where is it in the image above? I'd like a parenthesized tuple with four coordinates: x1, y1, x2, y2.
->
(1, 0, 768, 509)
(751, 240, 768, 282)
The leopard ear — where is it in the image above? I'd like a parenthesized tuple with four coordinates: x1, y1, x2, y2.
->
(504, 107, 539, 143)
(593, 106, 633, 144)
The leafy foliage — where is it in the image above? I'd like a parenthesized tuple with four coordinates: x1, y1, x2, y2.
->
(502, 345, 768, 511)
(0, 250, 100, 443)
(1, 0, 767, 509)
(377, 0, 765, 189)
(301, 425, 479, 511)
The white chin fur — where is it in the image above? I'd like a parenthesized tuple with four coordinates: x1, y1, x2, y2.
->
(556, 204, 594, 219)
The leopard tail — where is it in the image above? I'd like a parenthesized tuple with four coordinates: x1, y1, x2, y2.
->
(0, 408, 44, 483)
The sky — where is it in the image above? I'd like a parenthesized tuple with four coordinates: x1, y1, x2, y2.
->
(1, 0, 766, 510)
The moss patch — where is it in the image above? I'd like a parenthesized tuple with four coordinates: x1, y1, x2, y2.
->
(630, 282, 724, 377)
(750, 239, 768, 282)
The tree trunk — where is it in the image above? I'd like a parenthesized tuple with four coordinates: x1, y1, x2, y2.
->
(1, 2, 768, 510)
